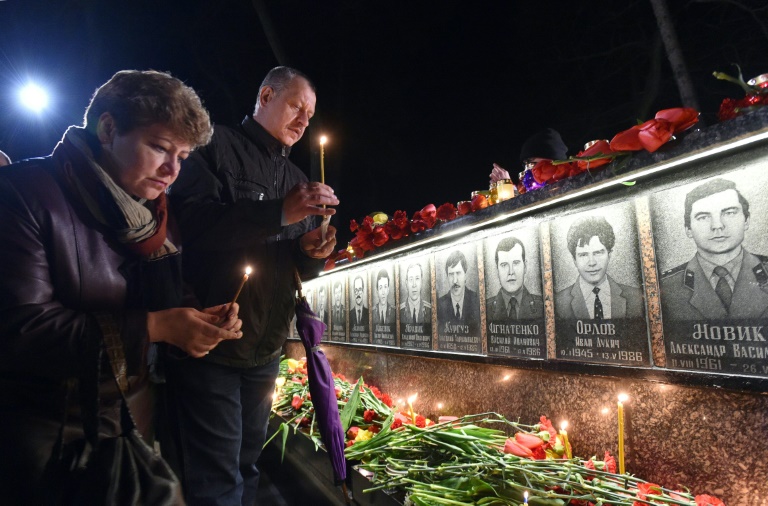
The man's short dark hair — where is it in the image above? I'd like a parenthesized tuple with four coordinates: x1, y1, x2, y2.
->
(257, 66, 316, 101)
(566, 216, 615, 258)
(333, 281, 342, 292)
(495, 237, 526, 266)
(376, 269, 390, 285)
(445, 250, 468, 274)
(353, 276, 364, 288)
(684, 178, 750, 229)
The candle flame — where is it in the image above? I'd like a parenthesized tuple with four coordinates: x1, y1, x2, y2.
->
(560, 420, 568, 431)
(618, 393, 629, 403)
(320, 135, 328, 145)
(524, 491, 528, 500)
(245, 266, 252, 276)
(502, 374, 512, 381)
(407, 393, 418, 404)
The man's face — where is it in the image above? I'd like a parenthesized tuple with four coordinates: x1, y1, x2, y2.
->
(574, 236, 611, 286)
(333, 286, 341, 307)
(318, 288, 326, 308)
(447, 262, 466, 298)
(406, 266, 422, 303)
(686, 189, 748, 257)
(353, 278, 364, 308)
(377, 277, 389, 305)
(497, 244, 525, 294)
(257, 77, 316, 147)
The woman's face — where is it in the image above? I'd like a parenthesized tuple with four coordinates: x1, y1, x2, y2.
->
(102, 121, 191, 200)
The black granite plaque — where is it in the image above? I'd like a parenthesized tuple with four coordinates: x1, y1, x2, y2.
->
(435, 244, 482, 354)
(329, 275, 347, 343)
(399, 256, 433, 350)
(550, 204, 651, 366)
(484, 227, 546, 359)
(652, 173, 768, 376)
(370, 263, 397, 346)
(348, 270, 371, 344)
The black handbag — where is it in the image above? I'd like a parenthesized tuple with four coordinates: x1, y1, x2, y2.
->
(44, 317, 185, 505)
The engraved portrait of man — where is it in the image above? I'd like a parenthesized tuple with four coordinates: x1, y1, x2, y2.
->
(487, 236, 544, 321)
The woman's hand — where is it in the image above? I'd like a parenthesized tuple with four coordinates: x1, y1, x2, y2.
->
(147, 303, 243, 358)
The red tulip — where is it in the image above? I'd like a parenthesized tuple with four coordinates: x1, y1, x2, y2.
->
(291, 395, 303, 410)
(637, 118, 674, 152)
(655, 107, 699, 133)
(514, 432, 544, 449)
(610, 124, 643, 152)
(576, 140, 613, 169)
(503, 438, 534, 458)
(457, 201, 472, 216)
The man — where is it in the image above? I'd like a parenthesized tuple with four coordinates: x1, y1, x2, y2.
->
(317, 285, 329, 326)
(373, 269, 395, 325)
(437, 250, 480, 325)
(489, 128, 567, 184)
(349, 275, 369, 329)
(332, 281, 345, 328)
(166, 66, 339, 505)
(400, 263, 432, 323)
(488, 237, 544, 320)
(661, 178, 768, 319)
(555, 216, 644, 320)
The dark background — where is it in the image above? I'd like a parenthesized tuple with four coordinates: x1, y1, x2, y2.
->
(1, 0, 766, 245)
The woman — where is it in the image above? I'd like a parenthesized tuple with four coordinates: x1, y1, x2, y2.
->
(0, 70, 242, 502)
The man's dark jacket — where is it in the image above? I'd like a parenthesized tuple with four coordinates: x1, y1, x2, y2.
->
(169, 116, 319, 367)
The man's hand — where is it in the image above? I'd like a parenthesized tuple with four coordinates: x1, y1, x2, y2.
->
(282, 182, 339, 225)
(490, 163, 511, 184)
(300, 224, 337, 259)
(147, 303, 243, 358)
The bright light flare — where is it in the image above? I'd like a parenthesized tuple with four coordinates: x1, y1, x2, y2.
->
(320, 135, 328, 145)
(19, 83, 49, 113)
(618, 393, 629, 403)
(560, 420, 568, 431)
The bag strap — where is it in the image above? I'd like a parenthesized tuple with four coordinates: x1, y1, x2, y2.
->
(94, 312, 138, 434)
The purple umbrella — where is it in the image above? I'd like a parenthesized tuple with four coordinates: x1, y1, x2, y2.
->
(294, 293, 350, 502)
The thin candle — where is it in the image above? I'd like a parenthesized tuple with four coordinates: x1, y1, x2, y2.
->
(617, 393, 628, 475)
(407, 393, 417, 425)
(319, 135, 327, 185)
(559, 420, 572, 460)
(524, 491, 528, 504)
(230, 266, 252, 309)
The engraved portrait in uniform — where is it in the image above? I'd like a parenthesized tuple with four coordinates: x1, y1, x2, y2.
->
(329, 275, 347, 342)
(483, 227, 545, 358)
(348, 270, 370, 344)
(652, 174, 768, 376)
(371, 263, 396, 346)
(435, 244, 482, 354)
(399, 256, 433, 350)
(550, 204, 649, 366)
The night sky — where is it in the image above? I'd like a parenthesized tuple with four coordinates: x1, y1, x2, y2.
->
(1, 0, 766, 244)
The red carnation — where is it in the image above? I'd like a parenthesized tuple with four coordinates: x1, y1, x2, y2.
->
(380, 393, 393, 407)
(363, 409, 377, 423)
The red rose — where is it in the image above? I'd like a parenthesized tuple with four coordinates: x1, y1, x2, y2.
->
(291, 395, 303, 410)
(436, 202, 457, 221)
(457, 201, 472, 216)
(655, 107, 699, 133)
(694, 495, 725, 506)
(576, 140, 613, 169)
(363, 409, 377, 423)
(637, 118, 674, 152)
(610, 125, 643, 152)
(470, 194, 488, 211)
(503, 438, 534, 458)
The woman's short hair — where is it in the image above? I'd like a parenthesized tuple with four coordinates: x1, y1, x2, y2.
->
(84, 70, 212, 148)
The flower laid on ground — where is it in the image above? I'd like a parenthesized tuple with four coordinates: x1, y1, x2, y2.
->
(714, 66, 768, 121)
(271, 358, 726, 505)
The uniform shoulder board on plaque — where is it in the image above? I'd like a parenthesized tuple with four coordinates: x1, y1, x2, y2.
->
(399, 301, 406, 309)
(661, 263, 686, 279)
(753, 258, 768, 285)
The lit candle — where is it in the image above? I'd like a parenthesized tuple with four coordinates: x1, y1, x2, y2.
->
(319, 135, 328, 185)
(524, 491, 528, 504)
(230, 266, 252, 309)
(407, 393, 418, 425)
(617, 393, 628, 475)
(560, 420, 572, 460)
